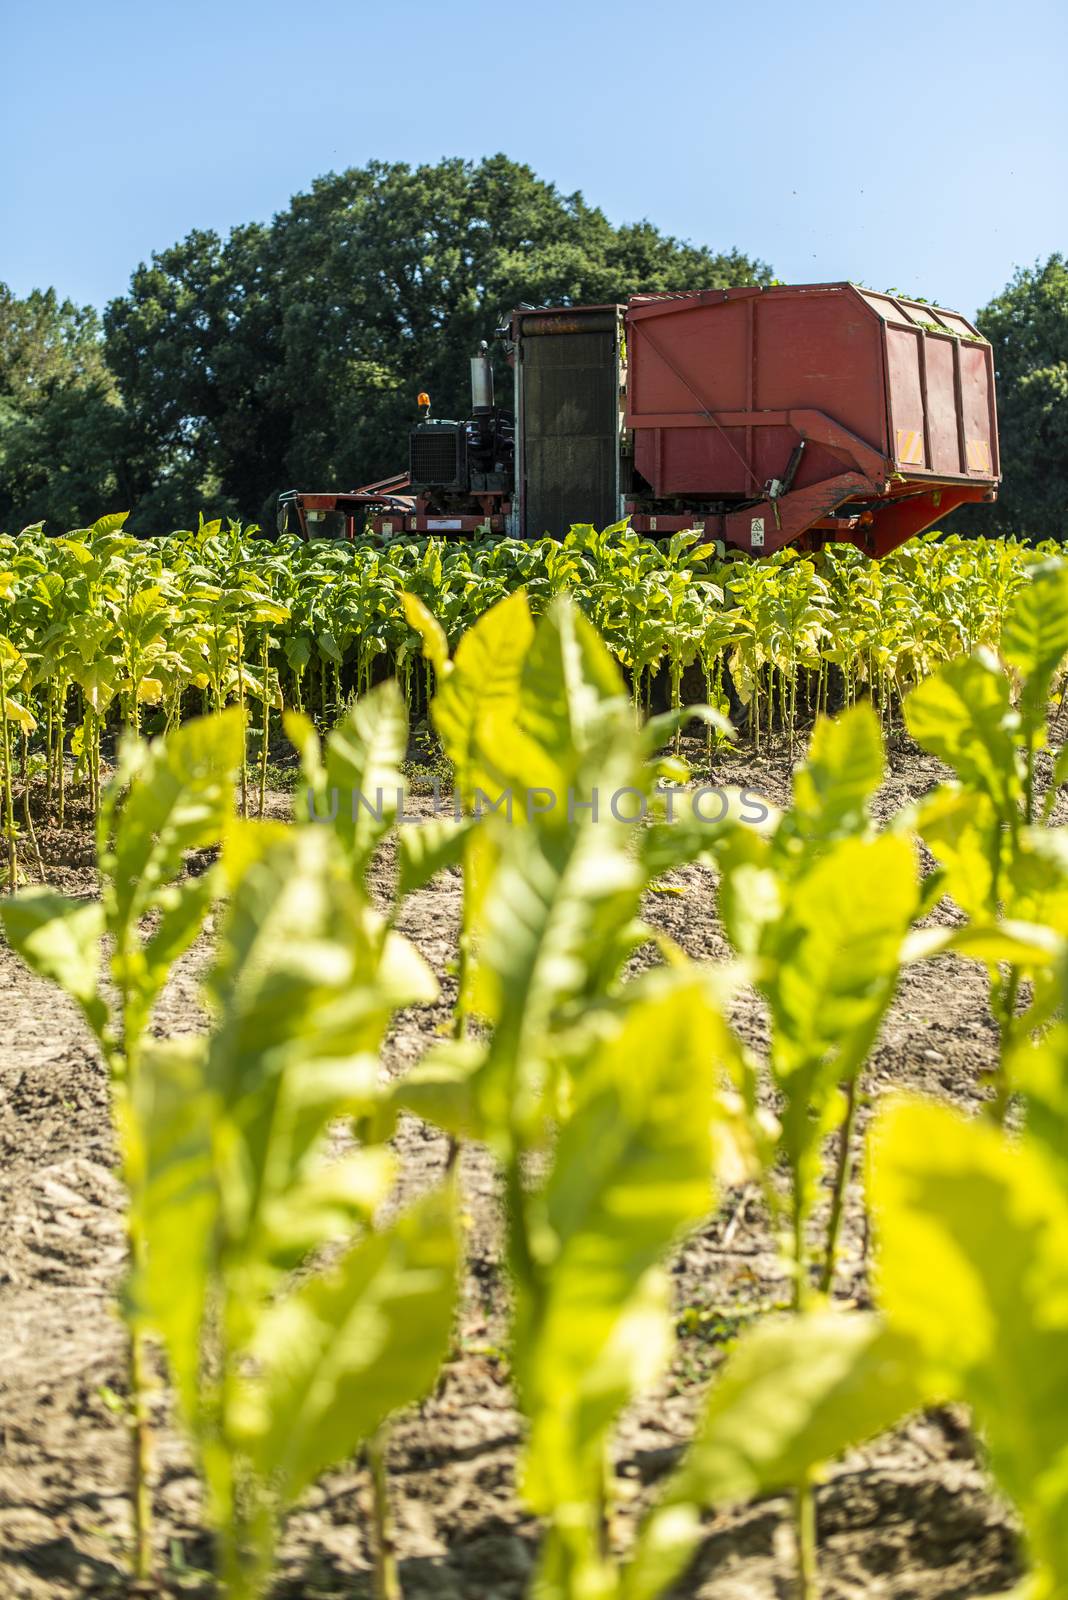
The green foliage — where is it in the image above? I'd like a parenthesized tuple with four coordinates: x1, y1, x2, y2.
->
(714, 705, 920, 1297)
(622, 1312, 932, 1600)
(396, 592, 755, 1597)
(0, 283, 123, 532)
(871, 1095, 1068, 1599)
(0, 711, 243, 1582)
(10, 556, 1068, 1600)
(906, 651, 1022, 823)
(969, 254, 1068, 540)
(904, 562, 1068, 1113)
(517, 971, 724, 1599)
(137, 819, 452, 1596)
(0, 521, 1051, 863)
(2, 702, 459, 1599)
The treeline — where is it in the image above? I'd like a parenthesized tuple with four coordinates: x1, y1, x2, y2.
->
(0, 155, 1064, 538)
(0, 155, 769, 534)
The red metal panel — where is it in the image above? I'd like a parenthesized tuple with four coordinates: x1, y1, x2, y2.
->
(924, 337, 962, 475)
(870, 486, 993, 556)
(634, 425, 748, 496)
(627, 294, 750, 415)
(626, 284, 894, 501)
(885, 326, 927, 469)
(959, 342, 997, 477)
(750, 290, 886, 453)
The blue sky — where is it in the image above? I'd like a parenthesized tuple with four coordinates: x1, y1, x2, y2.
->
(4, 0, 1065, 320)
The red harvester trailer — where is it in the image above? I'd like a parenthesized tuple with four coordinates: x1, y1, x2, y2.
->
(278, 282, 998, 558)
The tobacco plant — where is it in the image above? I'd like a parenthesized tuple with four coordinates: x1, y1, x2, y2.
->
(138, 816, 456, 1599)
(904, 558, 1068, 1117)
(389, 592, 920, 1599)
(870, 1063, 1068, 1600)
(0, 711, 244, 1581)
(706, 703, 919, 1300)
(0, 701, 459, 1597)
(0, 520, 1052, 838)
(6, 538, 1068, 1600)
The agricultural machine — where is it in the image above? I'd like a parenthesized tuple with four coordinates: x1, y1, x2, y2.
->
(277, 283, 999, 558)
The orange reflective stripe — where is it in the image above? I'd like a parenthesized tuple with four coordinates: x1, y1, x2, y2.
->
(896, 428, 924, 466)
(966, 438, 992, 473)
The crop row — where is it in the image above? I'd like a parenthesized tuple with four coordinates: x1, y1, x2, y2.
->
(4, 562, 1068, 1598)
(0, 517, 1056, 859)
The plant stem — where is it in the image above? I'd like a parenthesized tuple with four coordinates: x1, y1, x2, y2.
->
(20, 726, 46, 882)
(991, 966, 1021, 1126)
(259, 640, 270, 819)
(236, 623, 248, 819)
(45, 684, 54, 809)
(1025, 744, 1036, 825)
(127, 1314, 153, 1583)
(819, 1079, 858, 1297)
(795, 1473, 819, 1599)
(0, 655, 17, 891)
(453, 934, 469, 1042)
(368, 1425, 401, 1600)
(791, 1183, 808, 1314)
(57, 682, 66, 828)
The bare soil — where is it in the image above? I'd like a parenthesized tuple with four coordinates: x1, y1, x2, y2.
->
(0, 731, 1046, 1600)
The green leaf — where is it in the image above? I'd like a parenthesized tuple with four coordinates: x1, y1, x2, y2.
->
(905, 652, 1022, 819)
(871, 1096, 1068, 1596)
(431, 588, 534, 798)
(517, 972, 722, 1589)
(396, 816, 475, 900)
(929, 919, 1063, 969)
(1009, 1019, 1068, 1184)
(911, 783, 999, 922)
(257, 1148, 395, 1267)
(748, 831, 919, 1231)
(470, 813, 644, 1143)
(641, 787, 780, 877)
(514, 598, 635, 797)
(283, 633, 313, 675)
(136, 1035, 217, 1423)
(238, 1185, 458, 1503)
(206, 824, 435, 1246)
(401, 590, 450, 674)
(131, 868, 223, 1040)
(3, 694, 36, 730)
(91, 511, 130, 538)
(103, 709, 244, 943)
(623, 1312, 931, 1600)
(324, 679, 408, 879)
(1001, 559, 1068, 738)
(73, 656, 120, 714)
(768, 832, 918, 1090)
(392, 1039, 490, 1142)
(0, 889, 108, 1041)
(788, 703, 884, 847)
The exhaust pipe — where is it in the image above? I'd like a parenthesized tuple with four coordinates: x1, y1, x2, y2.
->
(470, 341, 494, 413)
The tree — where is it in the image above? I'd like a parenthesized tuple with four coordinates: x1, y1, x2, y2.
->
(104, 155, 771, 530)
(972, 255, 1068, 540)
(102, 225, 283, 529)
(0, 285, 124, 532)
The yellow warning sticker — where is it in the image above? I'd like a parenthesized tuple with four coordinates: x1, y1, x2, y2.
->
(896, 428, 925, 466)
(966, 437, 992, 474)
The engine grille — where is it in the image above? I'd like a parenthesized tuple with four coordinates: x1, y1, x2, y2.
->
(520, 322, 618, 536)
(410, 425, 464, 488)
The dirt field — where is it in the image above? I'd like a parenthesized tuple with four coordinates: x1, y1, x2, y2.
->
(0, 731, 1033, 1599)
